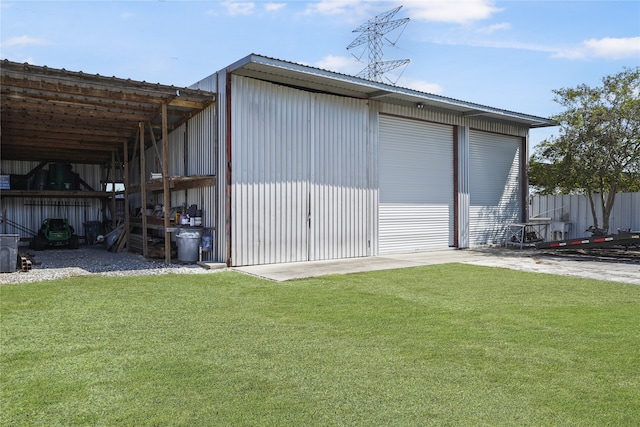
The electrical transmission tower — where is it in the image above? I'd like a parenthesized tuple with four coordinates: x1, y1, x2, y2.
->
(347, 6, 410, 84)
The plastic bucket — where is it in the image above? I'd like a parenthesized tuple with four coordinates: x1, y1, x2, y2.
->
(176, 228, 202, 262)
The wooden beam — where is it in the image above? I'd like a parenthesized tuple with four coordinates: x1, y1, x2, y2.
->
(168, 98, 207, 109)
(162, 102, 171, 264)
(140, 122, 148, 258)
(111, 152, 117, 228)
(124, 138, 130, 253)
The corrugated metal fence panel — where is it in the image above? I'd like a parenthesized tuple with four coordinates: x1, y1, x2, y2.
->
(469, 130, 522, 246)
(610, 192, 640, 232)
(531, 192, 640, 238)
(231, 76, 311, 266)
(0, 161, 103, 240)
(378, 115, 454, 253)
(309, 94, 371, 260)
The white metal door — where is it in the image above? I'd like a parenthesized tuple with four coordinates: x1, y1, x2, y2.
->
(469, 130, 522, 246)
(309, 95, 371, 261)
(231, 78, 311, 266)
(230, 77, 373, 266)
(379, 115, 454, 254)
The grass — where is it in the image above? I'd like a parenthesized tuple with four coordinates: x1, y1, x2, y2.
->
(1, 264, 639, 426)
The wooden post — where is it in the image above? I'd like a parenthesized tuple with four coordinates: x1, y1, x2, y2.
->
(111, 151, 117, 228)
(162, 102, 171, 264)
(123, 138, 130, 252)
(140, 122, 148, 258)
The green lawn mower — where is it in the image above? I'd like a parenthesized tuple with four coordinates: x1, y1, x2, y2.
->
(32, 218, 80, 250)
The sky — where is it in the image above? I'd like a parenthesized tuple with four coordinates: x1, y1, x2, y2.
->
(1, 0, 639, 151)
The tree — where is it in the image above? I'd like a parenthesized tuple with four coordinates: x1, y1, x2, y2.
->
(530, 67, 640, 233)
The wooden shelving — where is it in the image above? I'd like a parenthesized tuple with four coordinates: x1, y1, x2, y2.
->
(128, 175, 215, 193)
(0, 189, 110, 198)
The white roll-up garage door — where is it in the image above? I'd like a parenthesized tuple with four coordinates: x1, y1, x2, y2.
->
(469, 130, 522, 246)
(379, 115, 454, 254)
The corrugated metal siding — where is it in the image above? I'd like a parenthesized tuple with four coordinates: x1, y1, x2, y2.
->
(216, 71, 228, 264)
(0, 161, 103, 240)
(457, 126, 470, 248)
(231, 76, 311, 266)
(229, 76, 373, 266)
(469, 130, 522, 245)
(379, 103, 529, 138)
(309, 95, 371, 260)
(168, 123, 187, 177)
(531, 192, 640, 239)
(378, 115, 454, 253)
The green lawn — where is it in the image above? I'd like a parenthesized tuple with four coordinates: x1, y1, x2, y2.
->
(1, 264, 639, 426)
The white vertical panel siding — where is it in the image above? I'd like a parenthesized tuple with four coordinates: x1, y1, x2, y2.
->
(216, 71, 228, 264)
(469, 130, 522, 246)
(368, 103, 381, 256)
(379, 103, 529, 138)
(185, 104, 216, 176)
(168, 124, 186, 177)
(229, 76, 374, 266)
(309, 94, 371, 260)
(379, 115, 454, 253)
(457, 126, 470, 248)
(231, 76, 310, 266)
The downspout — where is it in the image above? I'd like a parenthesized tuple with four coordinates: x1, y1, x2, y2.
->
(225, 73, 233, 266)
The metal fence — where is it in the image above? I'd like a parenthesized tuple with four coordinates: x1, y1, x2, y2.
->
(530, 192, 640, 239)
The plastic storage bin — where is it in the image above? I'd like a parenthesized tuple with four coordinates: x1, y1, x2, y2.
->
(0, 234, 19, 273)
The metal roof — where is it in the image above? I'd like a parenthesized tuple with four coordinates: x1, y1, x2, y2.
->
(1, 60, 215, 165)
(225, 54, 556, 129)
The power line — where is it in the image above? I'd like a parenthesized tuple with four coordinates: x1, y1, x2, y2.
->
(346, 6, 410, 84)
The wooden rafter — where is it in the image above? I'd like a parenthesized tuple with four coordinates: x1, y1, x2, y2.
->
(1, 60, 215, 165)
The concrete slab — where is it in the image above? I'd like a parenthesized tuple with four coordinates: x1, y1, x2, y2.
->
(233, 248, 640, 285)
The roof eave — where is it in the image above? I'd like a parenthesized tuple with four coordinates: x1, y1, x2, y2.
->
(223, 54, 556, 129)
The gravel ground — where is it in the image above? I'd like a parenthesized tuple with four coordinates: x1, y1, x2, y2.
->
(1, 244, 225, 285)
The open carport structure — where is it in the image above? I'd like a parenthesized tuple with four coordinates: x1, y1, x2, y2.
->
(1, 60, 215, 263)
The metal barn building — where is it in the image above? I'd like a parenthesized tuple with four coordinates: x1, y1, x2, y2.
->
(1, 54, 555, 267)
(192, 54, 554, 266)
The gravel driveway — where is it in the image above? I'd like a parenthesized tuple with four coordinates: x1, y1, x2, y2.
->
(1, 244, 223, 285)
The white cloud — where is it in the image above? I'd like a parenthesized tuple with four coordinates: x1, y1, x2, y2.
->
(304, 0, 361, 16)
(554, 36, 640, 60)
(265, 3, 286, 12)
(221, 1, 255, 16)
(1, 35, 47, 48)
(407, 0, 502, 24)
(477, 22, 511, 34)
(396, 76, 443, 95)
(316, 54, 363, 75)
